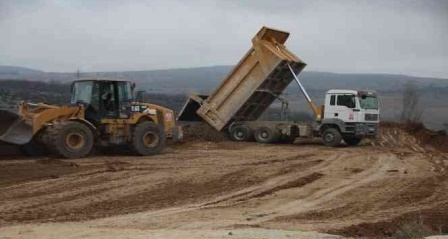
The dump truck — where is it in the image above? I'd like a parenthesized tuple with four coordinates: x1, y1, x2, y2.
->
(177, 26, 380, 146)
(0, 78, 181, 158)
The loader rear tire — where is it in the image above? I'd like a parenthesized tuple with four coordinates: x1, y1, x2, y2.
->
(229, 125, 252, 142)
(254, 126, 279, 144)
(131, 121, 165, 156)
(48, 121, 94, 159)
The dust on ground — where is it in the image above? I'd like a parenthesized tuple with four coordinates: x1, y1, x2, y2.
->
(0, 125, 447, 238)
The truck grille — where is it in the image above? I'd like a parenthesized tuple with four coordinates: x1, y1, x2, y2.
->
(365, 113, 379, 121)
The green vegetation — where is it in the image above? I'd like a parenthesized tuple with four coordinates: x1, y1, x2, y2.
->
(0, 80, 70, 110)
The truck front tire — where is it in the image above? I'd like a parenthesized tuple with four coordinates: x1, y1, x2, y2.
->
(322, 128, 342, 147)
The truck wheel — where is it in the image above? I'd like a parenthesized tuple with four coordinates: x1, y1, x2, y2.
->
(131, 121, 165, 156)
(344, 137, 362, 146)
(229, 125, 252, 142)
(254, 126, 279, 144)
(48, 121, 94, 159)
(322, 128, 342, 147)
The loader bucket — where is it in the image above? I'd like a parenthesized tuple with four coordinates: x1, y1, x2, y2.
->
(0, 110, 32, 145)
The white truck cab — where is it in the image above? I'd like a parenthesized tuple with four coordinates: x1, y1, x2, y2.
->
(318, 89, 380, 146)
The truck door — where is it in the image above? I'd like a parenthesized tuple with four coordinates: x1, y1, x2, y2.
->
(324, 94, 358, 122)
(336, 94, 358, 122)
(324, 94, 337, 119)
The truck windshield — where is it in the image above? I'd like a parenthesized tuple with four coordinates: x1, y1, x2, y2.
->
(71, 81, 93, 104)
(359, 96, 378, 109)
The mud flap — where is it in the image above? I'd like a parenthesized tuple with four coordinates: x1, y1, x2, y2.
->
(0, 118, 33, 145)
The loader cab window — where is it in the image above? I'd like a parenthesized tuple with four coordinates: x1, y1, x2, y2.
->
(117, 82, 133, 118)
(337, 94, 356, 109)
(118, 82, 133, 102)
(100, 82, 118, 118)
(71, 81, 93, 105)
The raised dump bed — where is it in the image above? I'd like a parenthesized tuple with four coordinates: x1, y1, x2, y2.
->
(177, 27, 306, 131)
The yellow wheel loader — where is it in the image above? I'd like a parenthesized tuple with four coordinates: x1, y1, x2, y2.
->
(0, 78, 181, 158)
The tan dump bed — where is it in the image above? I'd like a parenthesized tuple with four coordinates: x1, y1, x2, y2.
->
(177, 27, 306, 131)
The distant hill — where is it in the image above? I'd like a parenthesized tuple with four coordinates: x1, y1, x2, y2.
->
(1, 65, 447, 95)
(0, 66, 44, 78)
(1, 66, 448, 130)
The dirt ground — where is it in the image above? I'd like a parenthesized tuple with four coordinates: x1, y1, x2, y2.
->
(0, 126, 448, 238)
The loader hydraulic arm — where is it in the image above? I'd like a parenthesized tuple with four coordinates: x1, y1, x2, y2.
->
(287, 63, 322, 121)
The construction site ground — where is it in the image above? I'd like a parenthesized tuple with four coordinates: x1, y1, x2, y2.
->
(1, 125, 448, 238)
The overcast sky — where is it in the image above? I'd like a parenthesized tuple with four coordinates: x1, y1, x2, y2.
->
(0, 0, 447, 78)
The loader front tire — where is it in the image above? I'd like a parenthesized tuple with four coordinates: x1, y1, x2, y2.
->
(131, 121, 165, 156)
(49, 121, 94, 159)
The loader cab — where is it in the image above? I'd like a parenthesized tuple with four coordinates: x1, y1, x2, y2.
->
(71, 79, 134, 123)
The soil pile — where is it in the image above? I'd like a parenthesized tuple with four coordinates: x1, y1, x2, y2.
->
(376, 121, 448, 153)
(181, 123, 230, 142)
(0, 123, 447, 238)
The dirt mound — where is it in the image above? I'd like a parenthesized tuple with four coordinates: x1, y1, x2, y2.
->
(181, 123, 230, 142)
(1, 123, 448, 238)
(377, 121, 448, 153)
(0, 159, 94, 187)
(372, 122, 448, 162)
(328, 208, 448, 237)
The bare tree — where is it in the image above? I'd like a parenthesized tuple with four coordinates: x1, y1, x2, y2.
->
(400, 82, 422, 124)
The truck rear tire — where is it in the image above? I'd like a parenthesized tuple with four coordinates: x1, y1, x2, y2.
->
(254, 126, 279, 144)
(48, 121, 94, 159)
(322, 128, 342, 147)
(229, 125, 252, 142)
(344, 137, 362, 146)
(131, 121, 165, 156)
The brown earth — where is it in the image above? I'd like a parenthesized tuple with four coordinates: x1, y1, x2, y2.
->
(0, 125, 447, 238)
(181, 123, 230, 142)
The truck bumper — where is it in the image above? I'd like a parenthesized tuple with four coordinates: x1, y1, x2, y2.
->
(354, 123, 378, 137)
